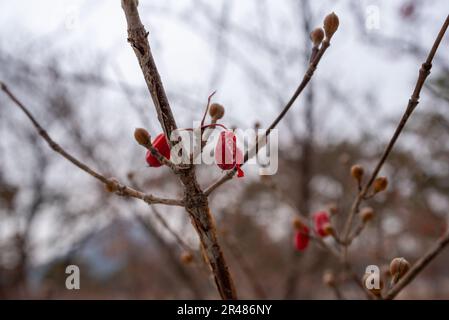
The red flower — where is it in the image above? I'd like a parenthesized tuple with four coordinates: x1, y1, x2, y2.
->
(313, 211, 331, 237)
(294, 226, 310, 251)
(215, 131, 244, 177)
(145, 133, 171, 167)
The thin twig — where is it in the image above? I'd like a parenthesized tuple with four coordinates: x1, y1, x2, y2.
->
(0, 82, 184, 207)
(204, 37, 335, 196)
(200, 91, 216, 127)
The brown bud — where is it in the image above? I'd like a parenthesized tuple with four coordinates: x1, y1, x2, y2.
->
(134, 128, 151, 146)
(105, 177, 119, 193)
(360, 207, 374, 223)
(181, 251, 194, 265)
(292, 217, 306, 230)
(389, 257, 410, 282)
(323, 12, 339, 39)
(373, 177, 388, 193)
(209, 103, 225, 120)
(350, 164, 364, 183)
(322, 270, 336, 287)
(310, 27, 324, 46)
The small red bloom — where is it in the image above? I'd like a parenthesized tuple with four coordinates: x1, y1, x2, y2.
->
(215, 131, 244, 177)
(145, 133, 171, 167)
(313, 211, 331, 237)
(294, 226, 310, 251)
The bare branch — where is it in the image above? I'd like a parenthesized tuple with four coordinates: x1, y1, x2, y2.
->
(121, 0, 178, 140)
(0, 82, 184, 207)
(341, 14, 449, 242)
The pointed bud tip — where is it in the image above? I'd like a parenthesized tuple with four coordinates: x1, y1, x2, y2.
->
(323, 12, 339, 39)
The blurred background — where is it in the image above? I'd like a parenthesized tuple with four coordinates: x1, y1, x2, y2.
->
(0, 0, 449, 299)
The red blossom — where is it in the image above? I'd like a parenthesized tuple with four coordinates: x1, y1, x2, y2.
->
(145, 133, 171, 167)
(215, 131, 244, 177)
(313, 211, 331, 237)
(294, 226, 310, 251)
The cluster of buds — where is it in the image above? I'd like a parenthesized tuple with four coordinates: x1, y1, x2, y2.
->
(134, 100, 245, 177)
(309, 12, 339, 61)
(349, 163, 389, 195)
(309, 12, 339, 47)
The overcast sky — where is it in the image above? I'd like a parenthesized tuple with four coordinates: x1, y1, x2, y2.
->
(2, 1, 448, 136)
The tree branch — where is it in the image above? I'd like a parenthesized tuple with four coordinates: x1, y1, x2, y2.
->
(341, 14, 449, 242)
(121, 0, 237, 299)
(385, 231, 449, 300)
(121, 0, 177, 140)
(0, 82, 184, 207)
